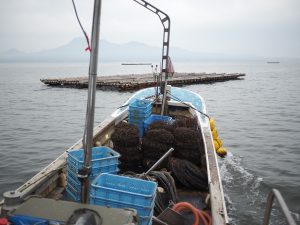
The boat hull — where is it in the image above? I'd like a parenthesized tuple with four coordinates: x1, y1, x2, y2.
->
(1, 87, 228, 225)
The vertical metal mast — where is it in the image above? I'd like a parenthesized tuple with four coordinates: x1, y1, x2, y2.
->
(80, 0, 102, 204)
(133, 0, 171, 114)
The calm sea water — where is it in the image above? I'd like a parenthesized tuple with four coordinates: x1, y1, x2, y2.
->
(0, 61, 299, 224)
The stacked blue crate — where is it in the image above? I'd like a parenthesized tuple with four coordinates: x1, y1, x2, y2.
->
(128, 99, 152, 137)
(90, 173, 157, 225)
(66, 146, 120, 202)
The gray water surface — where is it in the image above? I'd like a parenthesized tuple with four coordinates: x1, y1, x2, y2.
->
(0, 61, 299, 225)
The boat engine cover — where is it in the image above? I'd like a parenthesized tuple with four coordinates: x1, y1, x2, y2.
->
(8, 196, 137, 225)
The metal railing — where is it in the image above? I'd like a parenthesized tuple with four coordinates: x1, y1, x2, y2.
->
(263, 189, 296, 225)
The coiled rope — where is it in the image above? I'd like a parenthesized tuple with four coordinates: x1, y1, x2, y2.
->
(122, 171, 177, 215)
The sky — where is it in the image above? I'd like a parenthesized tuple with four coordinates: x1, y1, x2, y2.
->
(0, 0, 299, 58)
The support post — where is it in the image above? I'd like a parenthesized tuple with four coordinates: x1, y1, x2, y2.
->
(80, 0, 102, 204)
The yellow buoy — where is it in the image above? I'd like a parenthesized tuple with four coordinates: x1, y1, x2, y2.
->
(214, 140, 220, 150)
(212, 128, 218, 140)
(209, 117, 215, 130)
(217, 147, 227, 158)
(216, 137, 223, 147)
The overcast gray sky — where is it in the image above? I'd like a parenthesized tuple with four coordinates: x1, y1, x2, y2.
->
(0, 0, 299, 58)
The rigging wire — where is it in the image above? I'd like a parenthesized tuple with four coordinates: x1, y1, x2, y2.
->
(117, 92, 210, 119)
(117, 95, 157, 109)
(71, 0, 91, 52)
(71, 0, 92, 148)
(169, 92, 210, 118)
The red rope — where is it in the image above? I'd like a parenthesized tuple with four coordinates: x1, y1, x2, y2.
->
(172, 202, 212, 225)
(83, 31, 91, 52)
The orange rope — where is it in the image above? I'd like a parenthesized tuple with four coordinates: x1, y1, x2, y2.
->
(172, 202, 212, 225)
(202, 210, 212, 225)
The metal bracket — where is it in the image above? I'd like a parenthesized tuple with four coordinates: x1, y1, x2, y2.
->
(133, 0, 171, 91)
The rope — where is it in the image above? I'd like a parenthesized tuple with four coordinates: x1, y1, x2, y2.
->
(121, 171, 177, 216)
(172, 202, 212, 225)
(71, 0, 91, 52)
(149, 171, 178, 203)
(71, 0, 92, 153)
(145, 171, 177, 215)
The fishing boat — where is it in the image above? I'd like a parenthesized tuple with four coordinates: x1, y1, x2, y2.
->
(0, 1, 296, 225)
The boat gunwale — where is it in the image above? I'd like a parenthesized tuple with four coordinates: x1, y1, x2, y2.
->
(0, 110, 128, 206)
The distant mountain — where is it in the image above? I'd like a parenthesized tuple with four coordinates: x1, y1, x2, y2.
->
(0, 48, 27, 62)
(0, 38, 90, 63)
(0, 38, 161, 62)
(0, 37, 260, 63)
(2, 48, 25, 55)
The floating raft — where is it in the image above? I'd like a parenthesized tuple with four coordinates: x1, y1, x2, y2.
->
(40, 72, 245, 91)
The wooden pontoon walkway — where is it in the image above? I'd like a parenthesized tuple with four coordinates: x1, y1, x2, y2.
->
(40, 72, 245, 91)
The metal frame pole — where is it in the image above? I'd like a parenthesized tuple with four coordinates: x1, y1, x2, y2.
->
(81, 0, 102, 204)
(133, 0, 171, 114)
(262, 189, 296, 225)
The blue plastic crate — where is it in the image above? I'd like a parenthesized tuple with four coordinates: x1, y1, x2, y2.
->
(129, 112, 151, 121)
(67, 171, 95, 190)
(129, 99, 152, 111)
(129, 107, 152, 117)
(66, 185, 81, 202)
(67, 147, 120, 173)
(67, 163, 119, 177)
(90, 174, 157, 207)
(9, 214, 49, 225)
(66, 168, 119, 202)
(140, 129, 144, 137)
(139, 215, 152, 225)
(67, 169, 119, 191)
(144, 114, 173, 131)
(90, 195, 154, 217)
(67, 171, 81, 189)
(128, 119, 146, 137)
(66, 170, 96, 202)
(128, 119, 145, 127)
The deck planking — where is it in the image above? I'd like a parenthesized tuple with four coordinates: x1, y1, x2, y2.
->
(40, 72, 245, 91)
